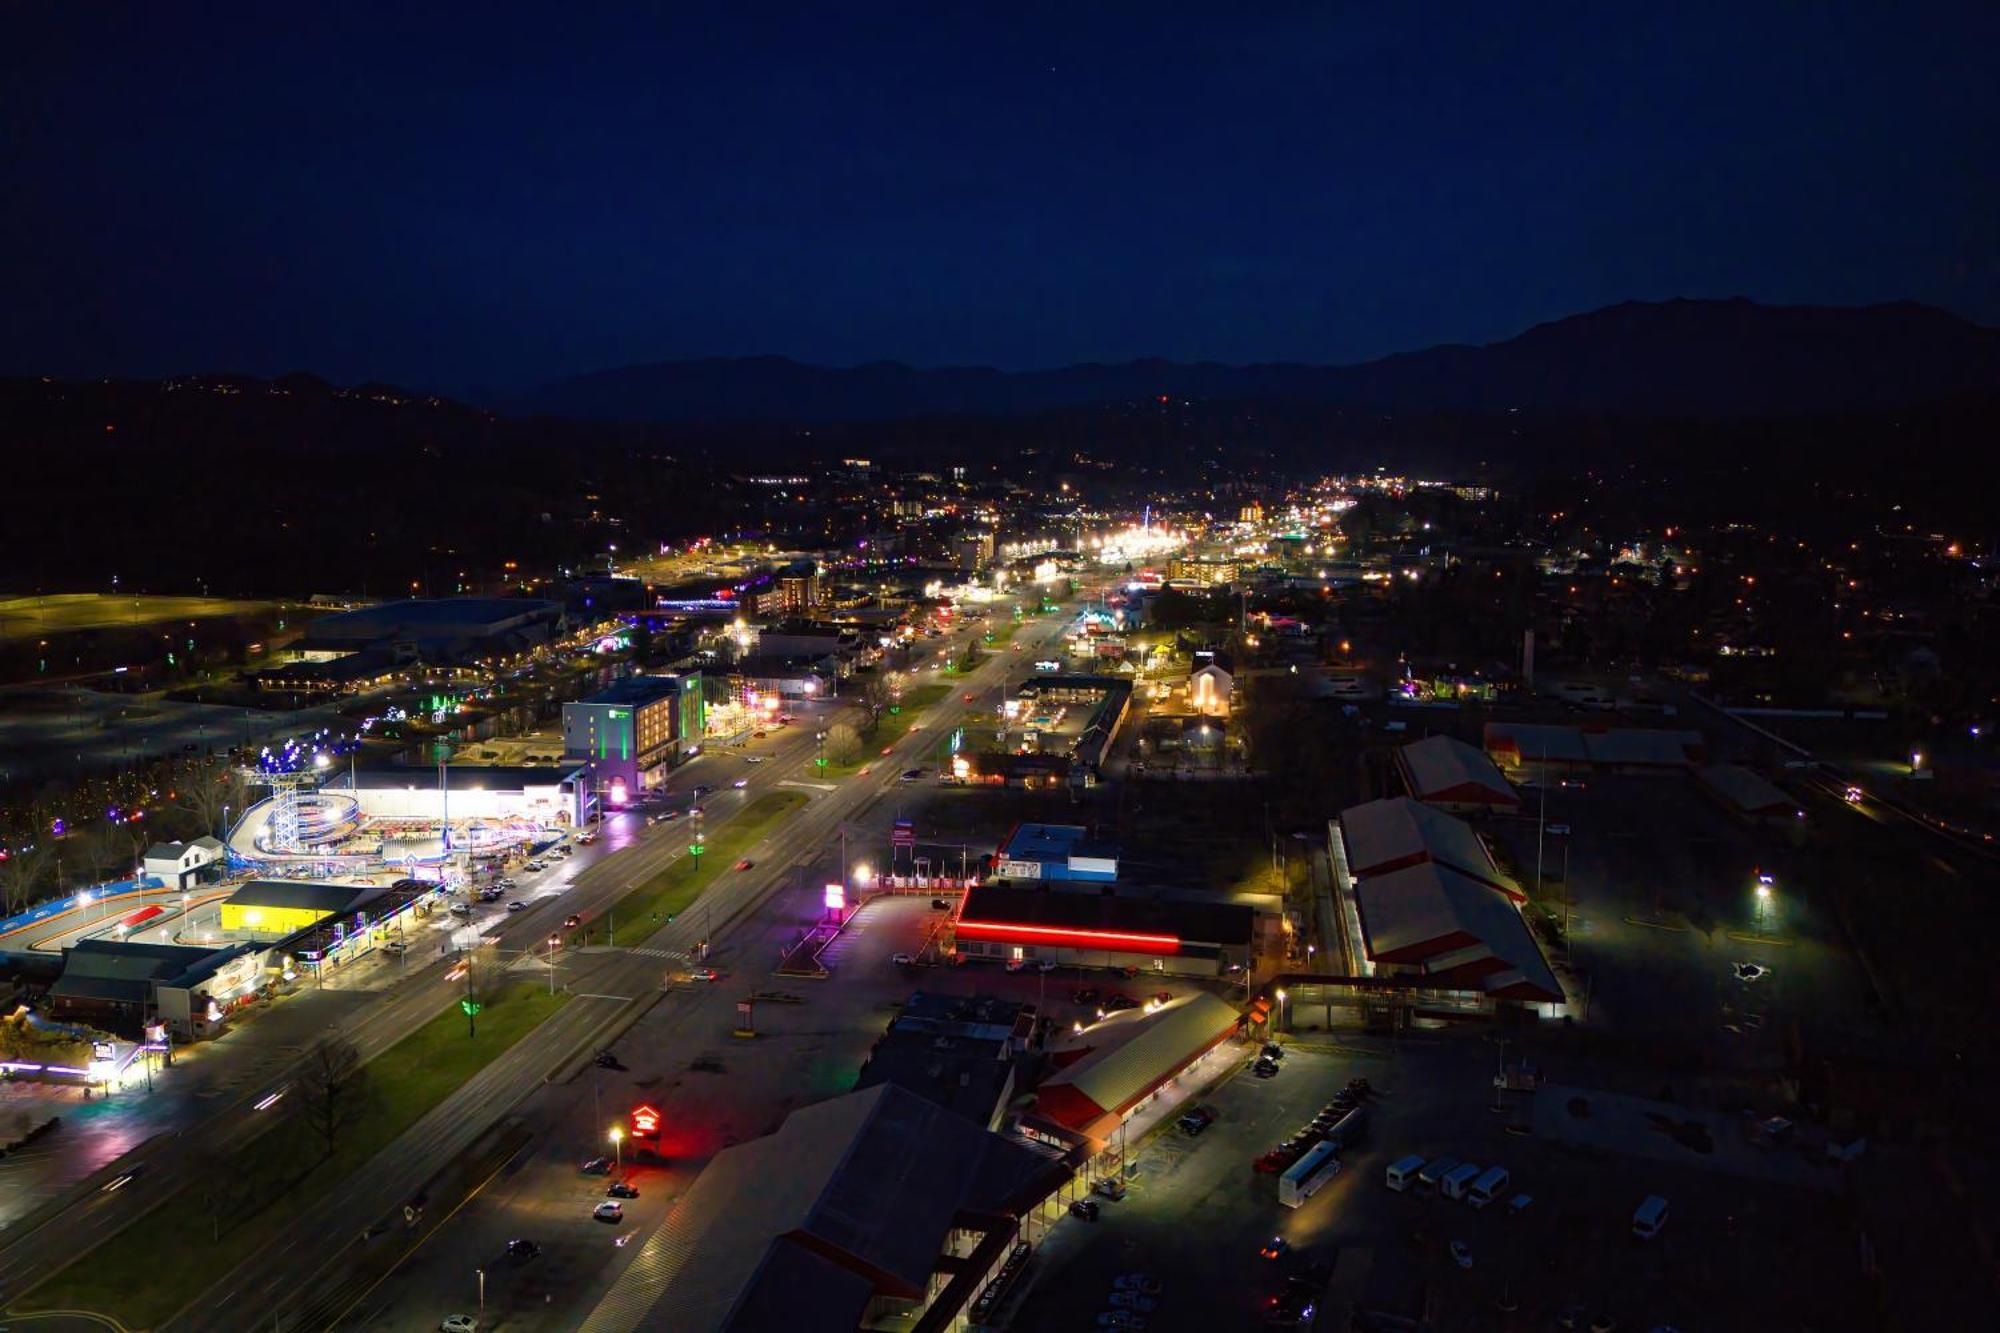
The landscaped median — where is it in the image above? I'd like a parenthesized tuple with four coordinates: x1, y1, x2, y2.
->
(821, 683, 954, 778)
(14, 980, 571, 1330)
(604, 788, 809, 942)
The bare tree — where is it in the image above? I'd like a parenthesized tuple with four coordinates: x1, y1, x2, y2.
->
(0, 844, 51, 914)
(825, 722, 862, 766)
(176, 757, 248, 841)
(194, 1144, 250, 1241)
(300, 1036, 366, 1160)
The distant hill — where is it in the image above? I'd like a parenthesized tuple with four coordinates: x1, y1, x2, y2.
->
(518, 299, 2000, 422)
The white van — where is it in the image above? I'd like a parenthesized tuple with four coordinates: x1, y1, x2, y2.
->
(1440, 1163, 1483, 1201)
(1466, 1166, 1510, 1209)
(1385, 1155, 1426, 1192)
(1414, 1157, 1461, 1195)
(1632, 1194, 1669, 1239)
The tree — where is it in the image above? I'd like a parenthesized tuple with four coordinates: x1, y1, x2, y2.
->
(825, 722, 862, 765)
(194, 1144, 250, 1242)
(300, 1036, 366, 1160)
(176, 755, 248, 841)
(0, 844, 51, 914)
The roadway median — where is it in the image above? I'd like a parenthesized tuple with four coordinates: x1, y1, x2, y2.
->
(602, 789, 808, 943)
(12, 980, 571, 1330)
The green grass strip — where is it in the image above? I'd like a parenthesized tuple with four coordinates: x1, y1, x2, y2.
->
(16, 981, 571, 1328)
(603, 789, 809, 940)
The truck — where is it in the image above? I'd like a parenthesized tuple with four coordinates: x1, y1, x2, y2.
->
(1279, 1140, 1342, 1208)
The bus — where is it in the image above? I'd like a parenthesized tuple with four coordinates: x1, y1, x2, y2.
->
(1278, 1140, 1341, 1208)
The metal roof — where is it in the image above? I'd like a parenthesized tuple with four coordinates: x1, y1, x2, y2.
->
(1032, 993, 1241, 1137)
(1396, 734, 1518, 806)
(1338, 797, 1520, 898)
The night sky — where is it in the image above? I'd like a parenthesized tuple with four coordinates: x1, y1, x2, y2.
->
(4, 2, 1995, 394)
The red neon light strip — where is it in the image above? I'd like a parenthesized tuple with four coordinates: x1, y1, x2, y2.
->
(955, 919, 1181, 950)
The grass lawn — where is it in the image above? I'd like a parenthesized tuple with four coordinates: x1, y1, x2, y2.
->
(604, 789, 808, 941)
(0, 592, 279, 641)
(982, 620, 1022, 647)
(823, 684, 954, 777)
(15, 982, 570, 1329)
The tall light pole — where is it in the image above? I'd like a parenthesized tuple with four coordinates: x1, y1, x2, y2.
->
(547, 934, 561, 995)
(609, 1126, 623, 1172)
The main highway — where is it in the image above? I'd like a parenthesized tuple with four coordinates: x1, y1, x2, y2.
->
(164, 602, 1082, 1330)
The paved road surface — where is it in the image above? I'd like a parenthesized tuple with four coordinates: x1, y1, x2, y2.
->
(171, 606, 1082, 1330)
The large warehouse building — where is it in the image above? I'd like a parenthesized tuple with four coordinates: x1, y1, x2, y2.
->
(1333, 798, 1559, 1005)
(1483, 721, 1707, 777)
(577, 1083, 1068, 1333)
(1024, 992, 1243, 1149)
(1395, 734, 1520, 815)
(952, 885, 1255, 979)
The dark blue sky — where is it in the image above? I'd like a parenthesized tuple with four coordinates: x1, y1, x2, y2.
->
(4, 2, 1995, 393)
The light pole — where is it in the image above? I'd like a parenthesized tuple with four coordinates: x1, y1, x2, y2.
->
(610, 1126, 623, 1172)
(1275, 987, 1288, 1035)
(547, 934, 561, 995)
(1754, 872, 1774, 933)
(477, 1267, 485, 1311)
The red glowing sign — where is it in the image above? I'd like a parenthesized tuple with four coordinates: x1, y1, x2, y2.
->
(953, 919, 1182, 951)
(630, 1103, 660, 1139)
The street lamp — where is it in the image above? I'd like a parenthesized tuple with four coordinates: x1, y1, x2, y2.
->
(547, 934, 561, 995)
(609, 1126, 623, 1171)
(1275, 987, 1288, 1033)
(852, 862, 873, 888)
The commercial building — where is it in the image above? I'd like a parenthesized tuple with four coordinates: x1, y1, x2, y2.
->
(953, 884, 1254, 978)
(1696, 764, 1804, 827)
(563, 673, 704, 796)
(219, 879, 385, 937)
(994, 823, 1119, 884)
(1024, 992, 1243, 1150)
(291, 596, 565, 664)
(1394, 735, 1520, 816)
(1167, 554, 1239, 585)
(1336, 797, 1523, 900)
(577, 1083, 1067, 1333)
(1331, 799, 1559, 1005)
(141, 836, 225, 891)
(341, 763, 593, 827)
(854, 993, 1034, 1132)
(1005, 674, 1133, 781)
(1483, 722, 1707, 778)
(47, 937, 266, 1038)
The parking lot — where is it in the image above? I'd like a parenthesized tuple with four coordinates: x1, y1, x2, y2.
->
(1006, 1034, 1873, 1331)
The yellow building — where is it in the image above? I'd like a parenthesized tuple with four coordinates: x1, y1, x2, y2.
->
(220, 880, 379, 936)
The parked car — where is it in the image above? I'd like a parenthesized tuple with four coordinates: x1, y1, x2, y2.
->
(1095, 1313, 1144, 1330)
(1103, 994, 1138, 1012)
(382, 940, 408, 954)
(504, 1238, 540, 1263)
(524, 860, 546, 871)
(580, 1157, 612, 1175)
(891, 952, 917, 967)
(592, 1201, 624, 1223)
(506, 900, 527, 912)
(1253, 1062, 1280, 1079)
(1069, 1198, 1100, 1221)
(1259, 1235, 1290, 1261)
(1261, 1043, 1286, 1061)
(1091, 1177, 1128, 1200)
(930, 899, 952, 910)
(441, 1317, 478, 1333)
(1072, 988, 1102, 1005)
(607, 1181, 639, 1199)
(1113, 1274, 1162, 1294)
(1178, 1106, 1217, 1136)
(1449, 1240, 1473, 1269)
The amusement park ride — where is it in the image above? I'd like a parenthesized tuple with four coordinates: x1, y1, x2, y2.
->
(252, 733, 363, 855)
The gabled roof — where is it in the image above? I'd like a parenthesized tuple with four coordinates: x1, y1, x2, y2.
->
(1031, 993, 1241, 1139)
(1352, 861, 1561, 1003)
(1338, 797, 1521, 899)
(578, 1084, 1062, 1333)
(1397, 735, 1518, 808)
